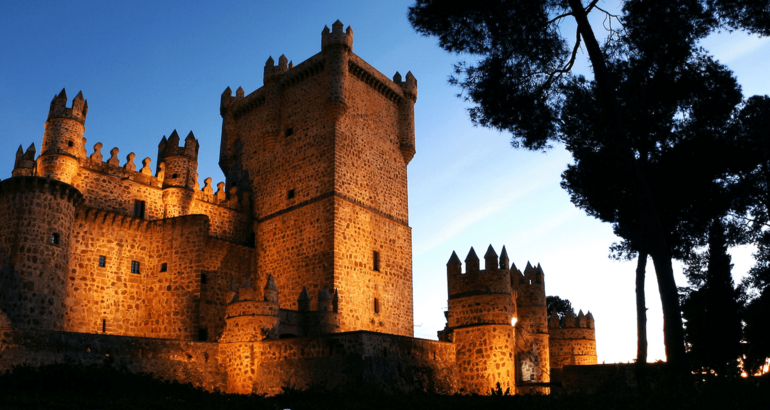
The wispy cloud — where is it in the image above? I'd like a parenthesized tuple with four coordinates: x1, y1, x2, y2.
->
(702, 34, 770, 64)
(413, 173, 550, 256)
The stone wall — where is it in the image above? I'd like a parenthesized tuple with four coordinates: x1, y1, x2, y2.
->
(0, 327, 225, 392)
(74, 161, 165, 221)
(453, 325, 516, 394)
(255, 198, 336, 312)
(549, 326, 597, 369)
(333, 197, 413, 336)
(234, 331, 457, 395)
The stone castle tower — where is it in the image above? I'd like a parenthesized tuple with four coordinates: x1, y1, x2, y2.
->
(0, 22, 597, 395)
(218, 20, 416, 336)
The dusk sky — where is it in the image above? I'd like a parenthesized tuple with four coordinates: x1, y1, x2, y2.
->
(2, 0, 768, 364)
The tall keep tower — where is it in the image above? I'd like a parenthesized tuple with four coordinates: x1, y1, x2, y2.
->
(218, 21, 416, 336)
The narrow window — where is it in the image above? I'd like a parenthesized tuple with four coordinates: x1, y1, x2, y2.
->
(285, 127, 294, 137)
(159, 263, 167, 272)
(67, 140, 74, 147)
(374, 297, 380, 314)
(287, 189, 295, 199)
(102, 319, 107, 333)
(131, 261, 141, 274)
(171, 173, 179, 179)
(372, 251, 380, 272)
(200, 273, 207, 285)
(530, 374, 535, 381)
(98, 255, 106, 267)
(50, 233, 60, 245)
(198, 328, 208, 342)
(133, 200, 146, 219)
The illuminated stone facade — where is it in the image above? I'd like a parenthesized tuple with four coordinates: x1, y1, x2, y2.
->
(437, 246, 597, 394)
(0, 21, 595, 395)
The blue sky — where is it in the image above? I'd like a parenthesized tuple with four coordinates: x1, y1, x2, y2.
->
(2, 0, 768, 364)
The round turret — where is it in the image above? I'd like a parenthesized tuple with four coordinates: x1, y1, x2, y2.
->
(37, 89, 88, 184)
(0, 177, 83, 331)
(443, 246, 517, 395)
(158, 130, 199, 217)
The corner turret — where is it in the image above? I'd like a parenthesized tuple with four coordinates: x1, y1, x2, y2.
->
(397, 71, 417, 163)
(321, 20, 353, 52)
(158, 130, 199, 217)
(322, 20, 352, 120)
(38, 88, 88, 183)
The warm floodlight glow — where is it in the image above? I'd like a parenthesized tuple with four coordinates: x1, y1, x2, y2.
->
(511, 317, 517, 326)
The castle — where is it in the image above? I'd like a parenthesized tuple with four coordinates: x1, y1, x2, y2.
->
(0, 21, 596, 395)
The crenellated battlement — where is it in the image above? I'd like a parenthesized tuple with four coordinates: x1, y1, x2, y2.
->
(75, 207, 153, 232)
(550, 310, 595, 330)
(158, 129, 199, 161)
(12, 144, 37, 177)
(0, 176, 84, 206)
(79, 142, 162, 188)
(48, 88, 88, 125)
(321, 20, 353, 51)
(446, 246, 514, 299)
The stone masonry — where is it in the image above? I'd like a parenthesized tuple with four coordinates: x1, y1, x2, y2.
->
(0, 21, 596, 395)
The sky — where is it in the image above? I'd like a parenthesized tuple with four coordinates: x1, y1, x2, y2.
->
(2, 0, 769, 364)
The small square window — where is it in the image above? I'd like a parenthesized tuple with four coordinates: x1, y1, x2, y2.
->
(131, 261, 141, 274)
(374, 297, 380, 314)
(287, 189, 295, 199)
(172, 173, 179, 179)
(133, 200, 146, 219)
(50, 233, 60, 245)
(98, 256, 106, 268)
(160, 263, 167, 272)
(67, 141, 74, 147)
(285, 127, 294, 137)
(372, 251, 380, 272)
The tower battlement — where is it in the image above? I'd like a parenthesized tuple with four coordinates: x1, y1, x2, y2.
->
(48, 88, 88, 125)
(321, 20, 353, 51)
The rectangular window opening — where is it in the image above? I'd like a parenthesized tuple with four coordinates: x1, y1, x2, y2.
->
(374, 297, 380, 314)
(200, 273, 207, 285)
(372, 250, 380, 272)
(98, 255, 106, 268)
(102, 319, 107, 333)
(285, 127, 294, 137)
(133, 200, 146, 219)
(198, 328, 208, 342)
(160, 262, 167, 272)
(131, 261, 141, 274)
(50, 233, 60, 245)
(287, 189, 295, 199)
(67, 140, 74, 147)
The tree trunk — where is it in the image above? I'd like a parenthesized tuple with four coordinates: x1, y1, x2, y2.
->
(567, 0, 689, 383)
(636, 252, 649, 393)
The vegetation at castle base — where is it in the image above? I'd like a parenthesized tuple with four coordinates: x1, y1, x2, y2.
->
(0, 363, 768, 410)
